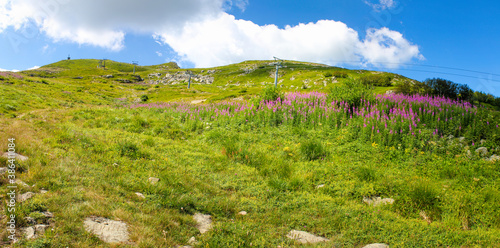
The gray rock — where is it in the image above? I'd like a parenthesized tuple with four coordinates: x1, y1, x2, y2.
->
(103, 75, 114, 78)
(16, 179, 30, 188)
(84, 216, 130, 243)
(316, 184, 325, 189)
(362, 244, 389, 248)
(135, 192, 145, 199)
(24, 224, 49, 239)
(2, 152, 28, 161)
(286, 230, 329, 244)
(42, 211, 54, 218)
(148, 177, 160, 184)
(237, 211, 247, 216)
(193, 213, 212, 234)
(18, 192, 35, 202)
(188, 236, 197, 245)
(363, 197, 394, 206)
(475, 147, 488, 156)
(480, 139, 487, 145)
(40, 189, 48, 194)
(0, 167, 7, 174)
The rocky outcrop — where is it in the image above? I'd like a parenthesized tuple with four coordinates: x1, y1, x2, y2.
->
(148, 71, 214, 85)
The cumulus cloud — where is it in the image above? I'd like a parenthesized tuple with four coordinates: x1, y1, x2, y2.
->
(156, 13, 423, 68)
(0, 0, 423, 68)
(0, 0, 228, 50)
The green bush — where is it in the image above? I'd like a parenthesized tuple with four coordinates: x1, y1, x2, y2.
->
(359, 74, 393, 87)
(259, 86, 283, 102)
(328, 79, 374, 108)
(140, 95, 149, 102)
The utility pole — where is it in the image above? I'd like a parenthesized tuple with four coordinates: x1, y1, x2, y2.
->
(187, 70, 192, 89)
(132, 61, 138, 74)
(272, 56, 283, 88)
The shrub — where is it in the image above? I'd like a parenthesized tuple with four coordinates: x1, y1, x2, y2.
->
(140, 95, 149, 102)
(259, 86, 283, 102)
(359, 73, 393, 87)
(328, 79, 374, 108)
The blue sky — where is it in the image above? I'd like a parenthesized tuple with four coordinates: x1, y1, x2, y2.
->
(1, 0, 499, 96)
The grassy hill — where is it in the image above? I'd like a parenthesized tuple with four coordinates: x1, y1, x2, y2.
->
(0, 59, 499, 247)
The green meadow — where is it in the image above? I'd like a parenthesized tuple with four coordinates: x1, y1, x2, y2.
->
(1, 59, 499, 247)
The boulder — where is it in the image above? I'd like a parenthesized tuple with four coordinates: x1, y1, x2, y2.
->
(2, 152, 28, 161)
(18, 192, 35, 202)
(193, 213, 212, 234)
(475, 147, 488, 156)
(286, 230, 329, 244)
(84, 216, 130, 243)
(24, 224, 49, 239)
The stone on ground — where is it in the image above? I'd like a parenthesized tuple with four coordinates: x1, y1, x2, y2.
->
(193, 213, 212, 234)
(237, 211, 247, 216)
(18, 192, 35, 202)
(486, 154, 499, 162)
(362, 243, 389, 248)
(475, 147, 488, 156)
(0, 167, 7, 174)
(286, 230, 329, 244)
(363, 197, 394, 206)
(148, 177, 160, 184)
(2, 152, 29, 161)
(135, 192, 145, 198)
(84, 216, 130, 243)
(24, 224, 49, 239)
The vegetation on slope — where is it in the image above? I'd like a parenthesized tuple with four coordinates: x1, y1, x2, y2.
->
(0, 59, 499, 247)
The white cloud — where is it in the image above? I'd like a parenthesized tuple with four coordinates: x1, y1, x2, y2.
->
(156, 13, 423, 68)
(359, 28, 424, 68)
(364, 0, 396, 11)
(26, 65, 40, 70)
(0, 0, 228, 50)
(0, 0, 423, 68)
(156, 51, 163, 57)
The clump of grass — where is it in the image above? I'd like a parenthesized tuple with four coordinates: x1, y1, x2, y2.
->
(117, 141, 148, 159)
(300, 139, 327, 161)
(355, 166, 377, 182)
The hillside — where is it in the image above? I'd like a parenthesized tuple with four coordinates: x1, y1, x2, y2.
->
(1, 59, 499, 247)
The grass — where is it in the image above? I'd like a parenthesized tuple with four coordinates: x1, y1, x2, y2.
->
(0, 59, 499, 247)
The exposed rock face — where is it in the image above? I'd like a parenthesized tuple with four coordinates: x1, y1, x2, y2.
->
(148, 71, 214, 85)
(363, 196, 395, 206)
(84, 216, 130, 243)
(193, 213, 212, 234)
(286, 230, 329, 244)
